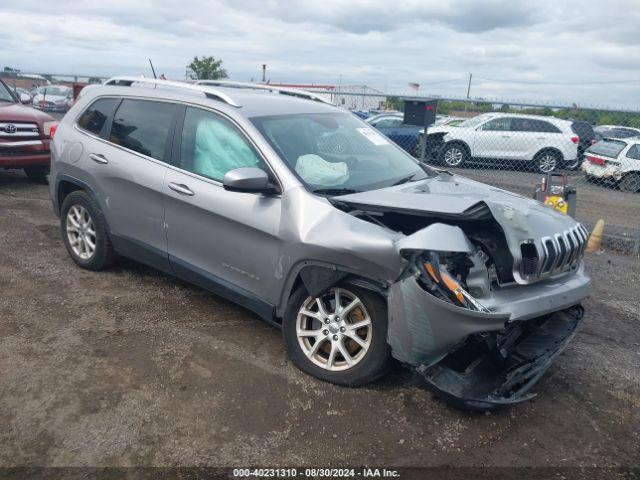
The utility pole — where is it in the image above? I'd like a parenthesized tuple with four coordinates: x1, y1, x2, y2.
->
(262, 64, 267, 83)
(464, 73, 472, 114)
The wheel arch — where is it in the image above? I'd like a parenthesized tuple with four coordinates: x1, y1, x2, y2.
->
(276, 262, 388, 319)
(54, 174, 100, 217)
(443, 139, 471, 155)
(534, 147, 564, 162)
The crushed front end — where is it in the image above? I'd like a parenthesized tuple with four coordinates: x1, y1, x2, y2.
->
(387, 223, 590, 410)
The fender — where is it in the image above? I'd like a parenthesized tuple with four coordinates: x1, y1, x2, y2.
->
(276, 261, 389, 318)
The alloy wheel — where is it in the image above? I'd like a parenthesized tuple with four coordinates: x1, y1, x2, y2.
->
(66, 205, 97, 260)
(538, 153, 557, 173)
(444, 146, 464, 166)
(296, 287, 373, 372)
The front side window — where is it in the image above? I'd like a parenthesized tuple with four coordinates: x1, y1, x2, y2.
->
(77, 98, 119, 137)
(480, 118, 512, 131)
(179, 107, 263, 182)
(109, 99, 176, 161)
(251, 112, 431, 192)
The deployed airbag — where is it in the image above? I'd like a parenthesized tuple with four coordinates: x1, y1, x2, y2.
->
(295, 154, 349, 186)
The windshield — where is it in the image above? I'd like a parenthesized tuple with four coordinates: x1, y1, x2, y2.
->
(38, 86, 70, 96)
(459, 115, 491, 128)
(586, 139, 627, 158)
(0, 81, 14, 103)
(251, 112, 432, 193)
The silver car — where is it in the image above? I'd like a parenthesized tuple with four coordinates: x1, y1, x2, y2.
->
(49, 78, 591, 409)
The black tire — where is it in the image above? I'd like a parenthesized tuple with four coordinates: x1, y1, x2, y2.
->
(534, 150, 560, 173)
(564, 157, 583, 171)
(619, 173, 640, 193)
(24, 166, 49, 184)
(60, 190, 117, 271)
(283, 283, 391, 387)
(440, 142, 468, 168)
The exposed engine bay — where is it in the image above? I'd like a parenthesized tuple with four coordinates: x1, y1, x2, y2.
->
(330, 192, 590, 408)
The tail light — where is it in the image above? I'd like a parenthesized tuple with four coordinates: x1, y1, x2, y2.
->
(587, 155, 605, 166)
(571, 136, 580, 144)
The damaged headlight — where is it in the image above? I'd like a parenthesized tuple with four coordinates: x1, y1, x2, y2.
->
(417, 251, 489, 313)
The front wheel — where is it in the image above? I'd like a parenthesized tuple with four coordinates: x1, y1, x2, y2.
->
(283, 284, 391, 387)
(440, 143, 468, 168)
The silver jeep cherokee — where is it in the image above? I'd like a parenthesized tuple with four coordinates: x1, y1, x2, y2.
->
(49, 77, 591, 409)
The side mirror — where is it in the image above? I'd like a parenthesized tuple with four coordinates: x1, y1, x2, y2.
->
(223, 167, 277, 194)
(20, 93, 31, 104)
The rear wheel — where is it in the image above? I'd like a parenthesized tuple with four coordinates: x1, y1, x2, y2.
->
(24, 166, 49, 184)
(283, 284, 391, 387)
(60, 190, 117, 270)
(619, 173, 640, 193)
(535, 151, 560, 173)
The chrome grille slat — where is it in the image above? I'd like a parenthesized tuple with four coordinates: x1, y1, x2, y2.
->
(520, 223, 587, 281)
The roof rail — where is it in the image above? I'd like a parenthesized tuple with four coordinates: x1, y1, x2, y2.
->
(103, 76, 241, 108)
(194, 80, 334, 105)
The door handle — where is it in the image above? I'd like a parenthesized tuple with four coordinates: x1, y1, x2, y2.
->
(500, 135, 511, 138)
(89, 153, 108, 164)
(168, 182, 195, 196)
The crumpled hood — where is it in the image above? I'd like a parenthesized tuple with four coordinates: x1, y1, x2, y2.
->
(335, 173, 581, 278)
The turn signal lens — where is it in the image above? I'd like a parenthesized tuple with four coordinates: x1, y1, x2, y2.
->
(43, 121, 58, 138)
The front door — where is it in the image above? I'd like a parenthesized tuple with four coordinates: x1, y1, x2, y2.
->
(163, 106, 282, 316)
(473, 117, 516, 158)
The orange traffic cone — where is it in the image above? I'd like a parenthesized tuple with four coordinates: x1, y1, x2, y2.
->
(586, 219, 604, 252)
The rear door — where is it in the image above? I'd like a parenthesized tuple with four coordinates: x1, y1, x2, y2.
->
(512, 118, 562, 161)
(80, 98, 178, 270)
(163, 105, 282, 315)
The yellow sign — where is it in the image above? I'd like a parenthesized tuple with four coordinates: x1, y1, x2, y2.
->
(544, 195, 568, 215)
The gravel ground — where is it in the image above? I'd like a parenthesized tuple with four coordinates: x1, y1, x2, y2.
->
(0, 169, 639, 468)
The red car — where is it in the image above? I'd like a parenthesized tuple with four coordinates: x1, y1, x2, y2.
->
(0, 78, 56, 183)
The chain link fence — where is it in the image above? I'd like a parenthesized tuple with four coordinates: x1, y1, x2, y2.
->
(321, 90, 640, 254)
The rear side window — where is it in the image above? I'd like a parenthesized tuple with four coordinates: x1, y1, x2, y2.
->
(109, 99, 176, 161)
(179, 107, 263, 182)
(77, 98, 119, 137)
(587, 139, 627, 158)
(512, 118, 561, 133)
(626, 144, 640, 160)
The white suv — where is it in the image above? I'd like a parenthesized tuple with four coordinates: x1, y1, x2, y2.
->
(428, 113, 580, 173)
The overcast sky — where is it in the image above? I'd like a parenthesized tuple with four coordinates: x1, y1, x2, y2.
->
(1, 0, 639, 108)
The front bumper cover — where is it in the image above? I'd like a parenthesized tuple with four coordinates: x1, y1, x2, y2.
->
(414, 306, 584, 410)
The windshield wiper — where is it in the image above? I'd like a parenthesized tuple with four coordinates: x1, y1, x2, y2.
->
(313, 187, 361, 196)
(392, 172, 426, 186)
(0, 98, 14, 103)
